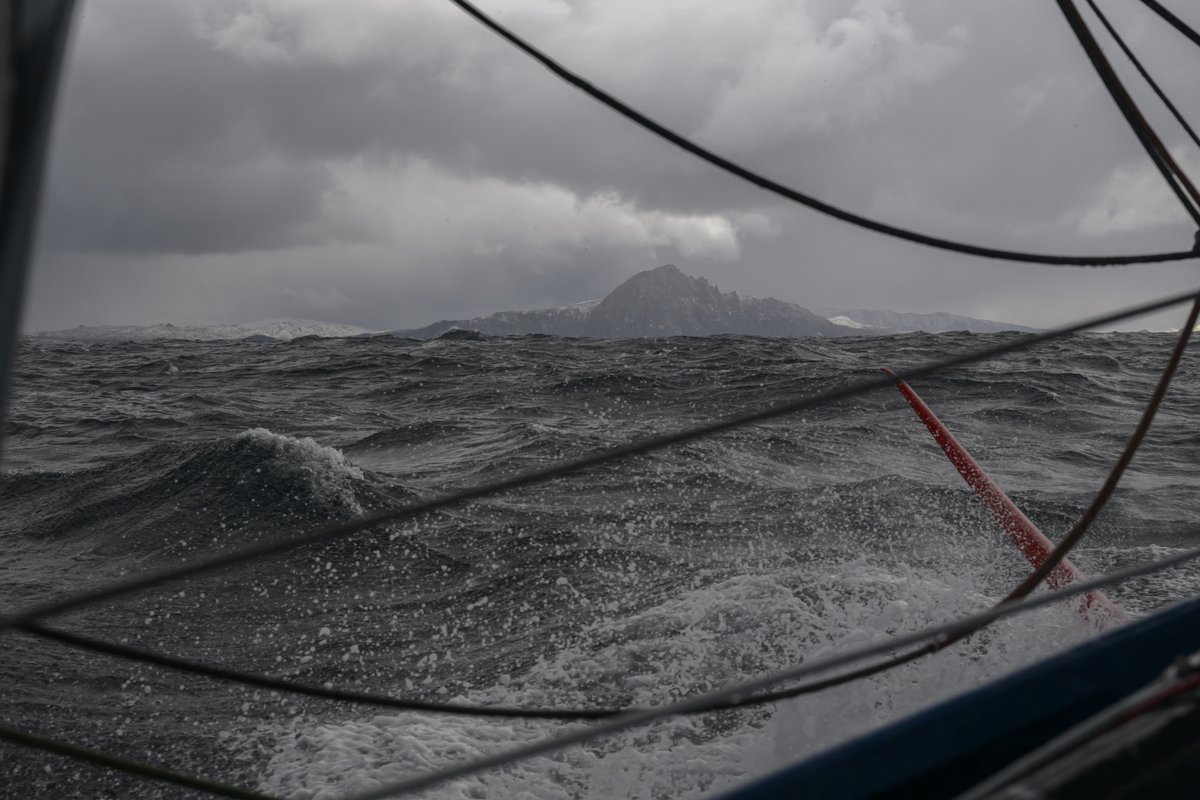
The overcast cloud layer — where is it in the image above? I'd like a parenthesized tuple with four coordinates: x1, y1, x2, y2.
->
(23, 0, 1200, 332)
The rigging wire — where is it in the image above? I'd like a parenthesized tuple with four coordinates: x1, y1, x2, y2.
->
(0, 723, 276, 800)
(443, 0, 1200, 265)
(1136, 0, 1200, 49)
(4, 287, 1197, 636)
(1087, 0, 1200, 154)
(11, 543, 1200, 800)
(13, 622, 612, 721)
(1057, 0, 1200, 224)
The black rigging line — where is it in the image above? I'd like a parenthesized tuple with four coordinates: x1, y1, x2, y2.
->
(1087, 0, 1200, 155)
(0, 723, 275, 800)
(1058, 0, 1200, 224)
(9, 618, 928, 719)
(17, 621, 610, 720)
(3, 287, 1197, 636)
(1136, 0, 1200, 49)
(13, 543, 1200, 800)
(442, 0, 1198, 265)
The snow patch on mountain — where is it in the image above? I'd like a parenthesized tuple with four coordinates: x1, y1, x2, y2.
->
(827, 315, 870, 330)
(820, 308, 1037, 334)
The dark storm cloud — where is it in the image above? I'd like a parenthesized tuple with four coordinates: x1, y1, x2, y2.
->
(41, 0, 974, 250)
(42, 1, 363, 254)
(24, 0, 1200, 332)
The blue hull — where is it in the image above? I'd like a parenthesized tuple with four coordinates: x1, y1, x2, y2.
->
(719, 594, 1200, 799)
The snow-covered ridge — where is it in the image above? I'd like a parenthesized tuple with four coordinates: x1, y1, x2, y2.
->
(827, 315, 870, 330)
(556, 299, 601, 314)
(31, 318, 379, 342)
(820, 308, 1037, 334)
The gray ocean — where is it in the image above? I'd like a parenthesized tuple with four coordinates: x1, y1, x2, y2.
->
(2, 330, 1199, 799)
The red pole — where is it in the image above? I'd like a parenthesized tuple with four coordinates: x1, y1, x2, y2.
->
(882, 368, 1127, 627)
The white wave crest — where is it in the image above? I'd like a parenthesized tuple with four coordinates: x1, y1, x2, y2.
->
(235, 428, 364, 515)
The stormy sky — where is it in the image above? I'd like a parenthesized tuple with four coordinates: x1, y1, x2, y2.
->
(21, 0, 1200, 332)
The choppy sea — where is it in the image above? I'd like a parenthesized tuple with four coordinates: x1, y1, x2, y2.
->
(2, 330, 1199, 799)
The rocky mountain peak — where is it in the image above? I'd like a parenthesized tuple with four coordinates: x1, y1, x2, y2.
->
(599, 264, 713, 302)
(587, 264, 742, 336)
